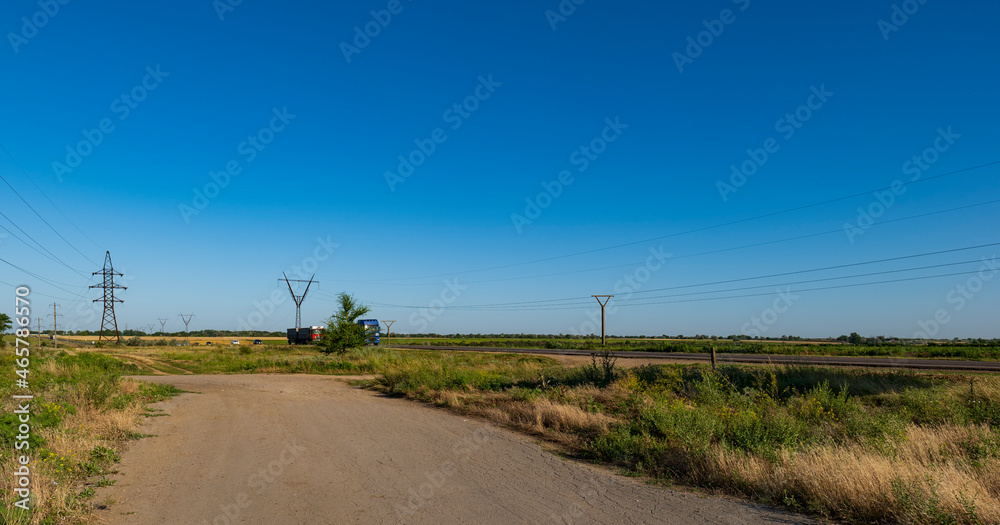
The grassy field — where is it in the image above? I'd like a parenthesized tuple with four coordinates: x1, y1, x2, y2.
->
(364, 351, 1000, 524)
(393, 337, 1000, 361)
(3, 340, 998, 524)
(0, 347, 181, 524)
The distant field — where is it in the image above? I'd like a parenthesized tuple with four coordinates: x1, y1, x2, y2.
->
(56, 335, 287, 346)
(390, 337, 1000, 361)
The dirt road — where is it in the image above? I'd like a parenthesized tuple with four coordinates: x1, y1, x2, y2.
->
(97, 375, 815, 524)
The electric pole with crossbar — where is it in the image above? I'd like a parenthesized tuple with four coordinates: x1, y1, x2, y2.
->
(591, 295, 614, 346)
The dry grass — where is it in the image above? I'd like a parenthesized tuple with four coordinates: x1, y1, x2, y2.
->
(372, 359, 1000, 524)
(703, 425, 999, 523)
(1, 355, 178, 524)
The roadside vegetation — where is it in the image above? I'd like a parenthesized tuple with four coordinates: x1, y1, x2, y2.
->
(6, 335, 998, 524)
(0, 348, 180, 524)
(361, 350, 1000, 524)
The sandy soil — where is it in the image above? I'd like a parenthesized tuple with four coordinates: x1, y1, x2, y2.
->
(95, 375, 816, 525)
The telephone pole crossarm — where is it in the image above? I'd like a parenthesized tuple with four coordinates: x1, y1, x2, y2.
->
(383, 320, 396, 347)
(591, 295, 614, 346)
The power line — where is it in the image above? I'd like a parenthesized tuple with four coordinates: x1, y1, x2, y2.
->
(615, 269, 997, 308)
(0, 148, 99, 266)
(372, 269, 992, 311)
(0, 142, 101, 249)
(629, 241, 1000, 296)
(615, 258, 987, 303)
(0, 257, 91, 295)
(0, 210, 89, 277)
(363, 241, 1000, 311)
(360, 160, 1000, 283)
(445, 197, 1000, 286)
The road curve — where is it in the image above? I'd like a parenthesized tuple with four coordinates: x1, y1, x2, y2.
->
(97, 375, 815, 525)
(392, 345, 1000, 371)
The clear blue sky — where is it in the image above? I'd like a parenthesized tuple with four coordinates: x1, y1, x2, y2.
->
(2, 0, 998, 338)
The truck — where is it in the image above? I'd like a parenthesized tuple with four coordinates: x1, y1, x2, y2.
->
(287, 325, 324, 345)
(357, 319, 380, 345)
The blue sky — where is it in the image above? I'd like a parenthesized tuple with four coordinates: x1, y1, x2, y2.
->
(1, 0, 998, 338)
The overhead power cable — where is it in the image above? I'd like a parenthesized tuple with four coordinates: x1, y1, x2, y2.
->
(0, 211, 90, 278)
(422, 197, 1000, 286)
(361, 160, 1000, 282)
(0, 142, 101, 249)
(363, 240, 999, 311)
(0, 147, 99, 266)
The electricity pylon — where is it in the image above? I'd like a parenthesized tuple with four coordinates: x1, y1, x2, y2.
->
(90, 251, 126, 344)
(281, 273, 317, 330)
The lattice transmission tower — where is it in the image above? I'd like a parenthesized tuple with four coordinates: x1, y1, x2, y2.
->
(282, 273, 317, 330)
(90, 251, 126, 344)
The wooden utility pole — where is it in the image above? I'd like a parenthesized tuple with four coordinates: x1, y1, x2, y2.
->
(591, 295, 614, 346)
(48, 303, 62, 348)
(383, 320, 396, 347)
(711, 346, 717, 370)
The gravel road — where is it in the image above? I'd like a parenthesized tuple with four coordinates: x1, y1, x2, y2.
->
(96, 375, 816, 525)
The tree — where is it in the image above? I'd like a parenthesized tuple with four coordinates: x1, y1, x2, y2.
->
(0, 313, 11, 334)
(848, 332, 864, 345)
(318, 293, 371, 355)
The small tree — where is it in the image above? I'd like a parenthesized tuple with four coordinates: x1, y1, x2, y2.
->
(318, 293, 371, 355)
(848, 332, 864, 345)
(0, 313, 10, 350)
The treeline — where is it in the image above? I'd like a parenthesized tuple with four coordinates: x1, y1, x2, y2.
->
(67, 329, 285, 337)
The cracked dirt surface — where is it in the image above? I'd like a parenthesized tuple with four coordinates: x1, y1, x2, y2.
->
(96, 375, 817, 525)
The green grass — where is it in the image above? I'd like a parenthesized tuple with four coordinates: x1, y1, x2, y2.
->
(362, 355, 1000, 524)
(0, 348, 183, 524)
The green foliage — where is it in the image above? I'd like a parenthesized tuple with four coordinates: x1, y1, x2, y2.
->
(318, 293, 371, 355)
(0, 312, 12, 334)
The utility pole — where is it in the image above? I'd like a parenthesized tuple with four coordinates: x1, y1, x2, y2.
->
(591, 295, 614, 346)
(178, 313, 195, 333)
(36, 317, 41, 348)
(48, 303, 62, 348)
(90, 251, 126, 344)
(383, 320, 395, 347)
(158, 317, 168, 334)
(281, 273, 317, 331)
